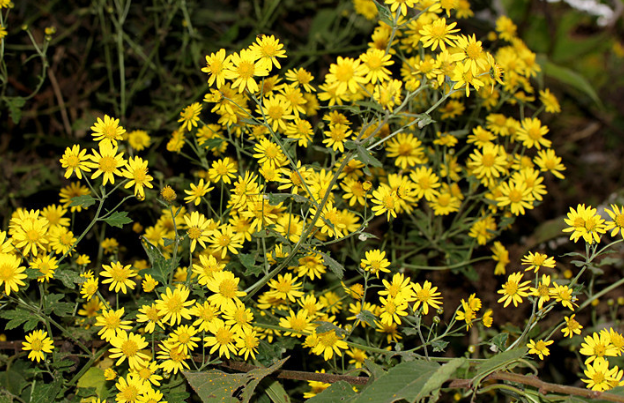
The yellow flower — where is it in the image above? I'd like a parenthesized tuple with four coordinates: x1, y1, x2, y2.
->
(87, 141, 127, 186)
(115, 373, 148, 403)
(371, 185, 400, 220)
(582, 357, 620, 392)
(95, 308, 132, 341)
(203, 321, 239, 359)
(126, 130, 151, 151)
(580, 331, 619, 364)
(412, 281, 442, 315)
(534, 149, 565, 179)
(385, 0, 417, 16)
(121, 156, 154, 199)
(109, 330, 150, 369)
(539, 88, 561, 113)
(561, 314, 583, 338)
(31, 254, 58, 283)
(468, 215, 497, 245)
(210, 224, 244, 259)
(208, 157, 238, 184)
(184, 211, 213, 253)
(141, 274, 158, 293)
(0, 253, 27, 295)
(22, 330, 54, 363)
(184, 179, 214, 206)
(224, 49, 270, 93)
(497, 272, 530, 308)
(325, 56, 368, 95)
(373, 79, 403, 111)
(81, 277, 99, 301)
(156, 286, 195, 326)
(490, 241, 509, 275)
(310, 329, 348, 360)
(517, 117, 551, 150)
(267, 272, 303, 303)
(101, 261, 137, 294)
(527, 339, 553, 360)
(201, 48, 232, 88)
(178, 102, 202, 132)
(249, 34, 287, 69)
(605, 204, 624, 238)
(59, 144, 91, 179)
(60, 182, 91, 212)
(157, 340, 190, 374)
(562, 204, 606, 244)
(360, 249, 391, 278)
(419, 18, 460, 51)
(496, 179, 535, 216)
(91, 115, 125, 145)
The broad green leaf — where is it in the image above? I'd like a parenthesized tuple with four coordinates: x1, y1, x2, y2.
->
(541, 59, 601, 107)
(69, 195, 96, 209)
(472, 347, 528, 387)
(77, 368, 107, 399)
(307, 381, 357, 402)
(266, 193, 309, 205)
(489, 333, 509, 352)
(318, 251, 345, 279)
(102, 211, 133, 228)
(352, 360, 441, 403)
(0, 365, 27, 397)
(1, 308, 35, 330)
(264, 379, 291, 403)
(141, 237, 171, 285)
(29, 379, 62, 402)
(417, 358, 465, 401)
(183, 358, 288, 403)
(431, 340, 448, 353)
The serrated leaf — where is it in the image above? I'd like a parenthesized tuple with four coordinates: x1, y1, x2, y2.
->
(23, 317, 41, 332)
(307, 381, 357, 402)
(183, 358, 288, 403)
(317, 251, 344, 279)
(69, 195, 96, 209)
(163, 237, 175, 247)
(102, 211, 133, 228)
(141, 238, 171, 285)
(55, 268, 84, 290)
(6, 96, 26, 124)
(431, 340, 448, 353)
(489, 333, 509, 352)
(1, 308, 34, 330)
(240, 253, 262, 277)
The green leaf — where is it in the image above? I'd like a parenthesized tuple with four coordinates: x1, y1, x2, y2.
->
(1, 308, 35, 330)
(102, 211, 133, 228)
(5, 97, 26, 124)
(77, 368, 107, 399)
(141, 237, 171, 285)
(355, 310, 377, 328)
(29, 379, 62, 402)
(317, 251, 345, 279)
(266, 193, 309, 205)
(489, 333, 509, 353)
(313, 321, 348, 337)
(541, 59, 602, 107)
(264, 379, 291, 403)
(240, 253, 262, 277)
(307, 381, 357, 402)
(56, 268, 84, 290)
(69, 195, 96, 209)
(43, 294, 73, 317)
(355, 145, 383, 168)
(183, 358, 288, 403)
(472, 347, 527, 388)
(431, 340, 448, 353)
(352, 360, 441, 403)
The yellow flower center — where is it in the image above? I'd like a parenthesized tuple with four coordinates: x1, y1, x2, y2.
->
(437, 193, 450, 207)
(0, 263, 15, 281)
(397, 142, 413, 156)
(121, 339, 138, 357)
(465, 42, 482, 60)
(66, 155, 80, 167)
(481, 153, 495, 167)
(99, 156, 118, 173)
(30, 339, 43, 351)
(219, 279, 237, 298)
(215, 327, 234, 345)
(178, 332, 191, 344)
(138, 367, 152, 380)
(335, 63, 355, 83)
(165, 294, 183, 313)
(507, 189, 523, 203)
(187, 227, 202, 240)
(121, 385, 139, 401)
(236, 61, 255, 80)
